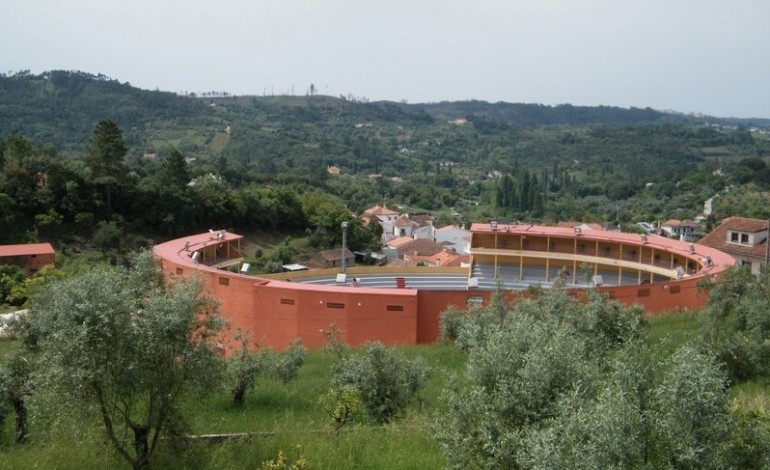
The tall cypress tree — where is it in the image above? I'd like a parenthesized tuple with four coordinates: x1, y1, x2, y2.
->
(83, 119, 128, 215)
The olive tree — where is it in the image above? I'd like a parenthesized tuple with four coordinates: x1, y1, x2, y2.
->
(228, 336, 306, 406)
(520, 345, 740, 469)
(436, 285, 765, 469)
(330, 340, 430, 424)
(21, 251, 224, 470)
(0, 348, 33, 443)
(435, 287, 644, 468)
(699, 265, 770, 381)
(437, 312, 601, 468)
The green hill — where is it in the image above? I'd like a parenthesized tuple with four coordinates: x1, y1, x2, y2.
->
(2, 69, 770, 250)
(5, 69, 767, 164)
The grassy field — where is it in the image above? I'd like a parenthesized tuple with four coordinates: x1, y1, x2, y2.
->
(0, 311, 764, 469)
(0, 339, 464, 469)
(643, 310, 702, 357)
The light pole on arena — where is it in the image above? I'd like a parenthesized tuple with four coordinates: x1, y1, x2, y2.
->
(341, 221, 349, 276)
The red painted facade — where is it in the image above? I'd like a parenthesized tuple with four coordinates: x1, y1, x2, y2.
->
(154, 227, 735, 350)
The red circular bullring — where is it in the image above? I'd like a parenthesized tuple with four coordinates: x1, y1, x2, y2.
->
(153, 224, 735, 350)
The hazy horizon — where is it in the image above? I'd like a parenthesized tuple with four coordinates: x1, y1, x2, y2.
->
(3, 1, 769, 119)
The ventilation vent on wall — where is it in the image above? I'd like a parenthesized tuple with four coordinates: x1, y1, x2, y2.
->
(669, 285, 681, 294)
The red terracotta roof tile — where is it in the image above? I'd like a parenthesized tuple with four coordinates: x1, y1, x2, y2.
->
(698, 217, 769, 258)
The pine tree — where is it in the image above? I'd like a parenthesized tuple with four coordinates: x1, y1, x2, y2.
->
(83, 119, 128, 214)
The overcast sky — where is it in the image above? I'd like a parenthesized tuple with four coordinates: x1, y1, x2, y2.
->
(3, 0, 769, 118)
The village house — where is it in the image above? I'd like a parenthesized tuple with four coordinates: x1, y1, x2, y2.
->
(315, 247, 355, 269)
(432, 225, 471, 254)
(403, 249, 470, 267)
(361, 204, 400, 242)
(661, 219, 699, 241)
(698, 216, 769, 275)
(0, 242, 56, 274)
(384, 237, 445, 260)
(383, 236, 416, 259)
(392, 213, 434, 239)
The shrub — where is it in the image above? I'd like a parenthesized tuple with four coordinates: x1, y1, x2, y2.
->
(438, 305, 464, 342)
(332, 342, 430, 424)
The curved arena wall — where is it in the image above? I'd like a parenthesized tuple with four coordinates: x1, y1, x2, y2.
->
(154, 226, 735, 350)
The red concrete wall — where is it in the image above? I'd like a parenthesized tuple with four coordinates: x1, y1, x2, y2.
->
(251, 282, 418, 349)
(416, 290, 489, 343)
(159, 252, 419, 350)
(593, 276, 708, 314)
(161, 260, 258, 352)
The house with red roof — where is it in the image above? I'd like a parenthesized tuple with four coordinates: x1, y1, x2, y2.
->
(316, 247, 355, 269)
(392, 213, 434, 239)
(698, 216, 769, 274)
(384, 237, 445, 260)
(403, 250, 469, 267)
(361, 204, 400, 241)
(0, 243, 56, 273)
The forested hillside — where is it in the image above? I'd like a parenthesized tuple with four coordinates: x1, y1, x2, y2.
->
(2, 70, 770, 257)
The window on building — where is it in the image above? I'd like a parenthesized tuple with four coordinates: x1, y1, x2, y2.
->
(730, 232, 739, 242)
(741, 233, 749, 244)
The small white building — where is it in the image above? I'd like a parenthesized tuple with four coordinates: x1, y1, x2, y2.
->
(661, 219, 699, 242)
(393, 213, 435, 239)
(433, 225, 471, 254)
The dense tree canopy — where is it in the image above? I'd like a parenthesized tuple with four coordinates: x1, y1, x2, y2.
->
(1, 70, 769, 262)
(699, 266, 770, 382)
(435, 287, 766, 468)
